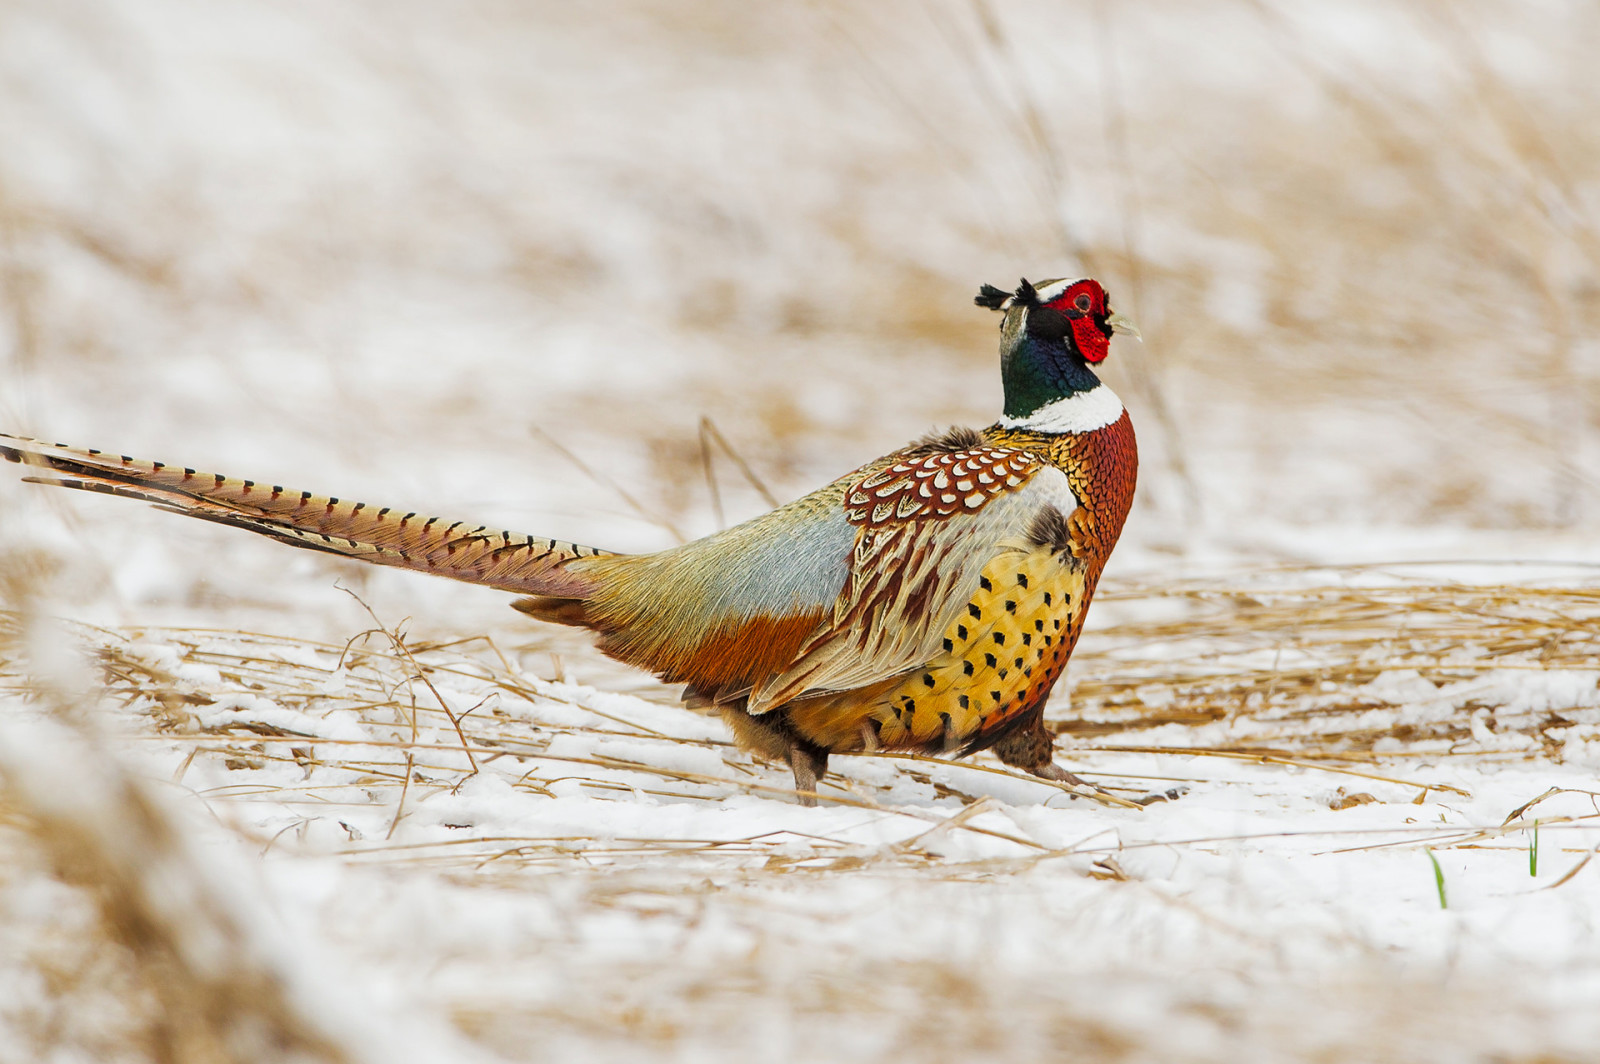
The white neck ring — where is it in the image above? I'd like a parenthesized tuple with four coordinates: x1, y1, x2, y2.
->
(996, 385, 1123, 434)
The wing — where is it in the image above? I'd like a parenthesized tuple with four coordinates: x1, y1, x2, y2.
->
(745, 446, 1081, 713)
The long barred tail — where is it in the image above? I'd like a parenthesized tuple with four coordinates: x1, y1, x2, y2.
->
(0, 433, 610, 598)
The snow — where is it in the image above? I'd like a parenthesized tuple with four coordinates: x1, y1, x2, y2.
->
(5, 590, 1599, 1061)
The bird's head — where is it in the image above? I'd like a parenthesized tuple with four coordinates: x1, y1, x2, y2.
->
(975, 277, 1139, 422)
(974, 277, 1139, 364)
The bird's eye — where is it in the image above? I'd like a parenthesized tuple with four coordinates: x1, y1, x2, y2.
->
(1073, 294, 1092, 313)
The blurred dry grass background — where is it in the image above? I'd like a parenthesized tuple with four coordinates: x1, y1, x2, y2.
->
(3, 1, 1600, 1061)
(1, 0, 1596, 548)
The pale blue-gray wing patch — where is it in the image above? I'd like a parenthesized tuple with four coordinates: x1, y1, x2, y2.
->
(571, 481, 855, 647)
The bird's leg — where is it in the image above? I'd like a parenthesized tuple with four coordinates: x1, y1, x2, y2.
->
(993, 715, 1060, 773)
(995, 716, 1180, 806)
(1033, 759, 1182, 806)
(995, 717, 1106, 795)
(1027, 760, 1095, 788)
(786, 743, 829, 807)
(718, 703, 832, 806)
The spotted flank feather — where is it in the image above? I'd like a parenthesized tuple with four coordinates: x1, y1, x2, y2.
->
(785, 527, 1087, 754)
(0, 434, 606, 597)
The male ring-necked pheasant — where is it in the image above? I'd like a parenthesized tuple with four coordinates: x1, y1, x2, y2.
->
(2, 277, 1138, 803)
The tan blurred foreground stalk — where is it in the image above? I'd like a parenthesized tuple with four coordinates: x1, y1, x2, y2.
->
(0, 719, 355, 1063)
(0, 585, 444, 1064)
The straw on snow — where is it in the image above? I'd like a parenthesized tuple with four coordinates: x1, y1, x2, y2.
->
(4, 571, 1595, 872)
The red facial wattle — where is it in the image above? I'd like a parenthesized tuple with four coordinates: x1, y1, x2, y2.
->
(1042, 279, 1112, 363)
(1069, 317, 1111, 363)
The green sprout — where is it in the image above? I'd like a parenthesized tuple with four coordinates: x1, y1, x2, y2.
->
(1425, 848, 1448, 910)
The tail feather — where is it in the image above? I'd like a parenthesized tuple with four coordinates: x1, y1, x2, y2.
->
(0, 433, 611, 598)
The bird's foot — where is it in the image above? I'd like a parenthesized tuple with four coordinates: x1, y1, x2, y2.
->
(1030, 761, 1094, 788)
(1131, 785, 1189, 806)
(1030, 761, 1145, 809)
(786, 744, 829, 807)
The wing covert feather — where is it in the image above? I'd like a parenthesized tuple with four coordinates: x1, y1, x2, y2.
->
(747, 450, 1081, 712)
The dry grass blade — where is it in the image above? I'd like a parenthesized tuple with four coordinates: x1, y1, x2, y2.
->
(698, 415, 780, 526)
(529, 425, 687, 543)
(1536, 842, 1599, 892)
(337, 584, 480, 778)
(1079, 745, 1471, 798)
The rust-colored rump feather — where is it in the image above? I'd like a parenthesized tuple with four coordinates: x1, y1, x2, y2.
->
(596, 610, 826, 695)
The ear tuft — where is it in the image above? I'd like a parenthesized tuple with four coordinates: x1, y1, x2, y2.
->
(974, 283, 1010, 310)
(1013, 278, 1039, 307)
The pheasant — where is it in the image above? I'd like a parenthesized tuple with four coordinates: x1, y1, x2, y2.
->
(2, 277, 1139, 804)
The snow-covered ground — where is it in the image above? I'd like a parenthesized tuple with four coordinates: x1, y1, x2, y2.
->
(3, 564, 1599, 1063)
(2, 2, 1599, 1061)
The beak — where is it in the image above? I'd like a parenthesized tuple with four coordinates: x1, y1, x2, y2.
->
(1106, 310, 1142, 341)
